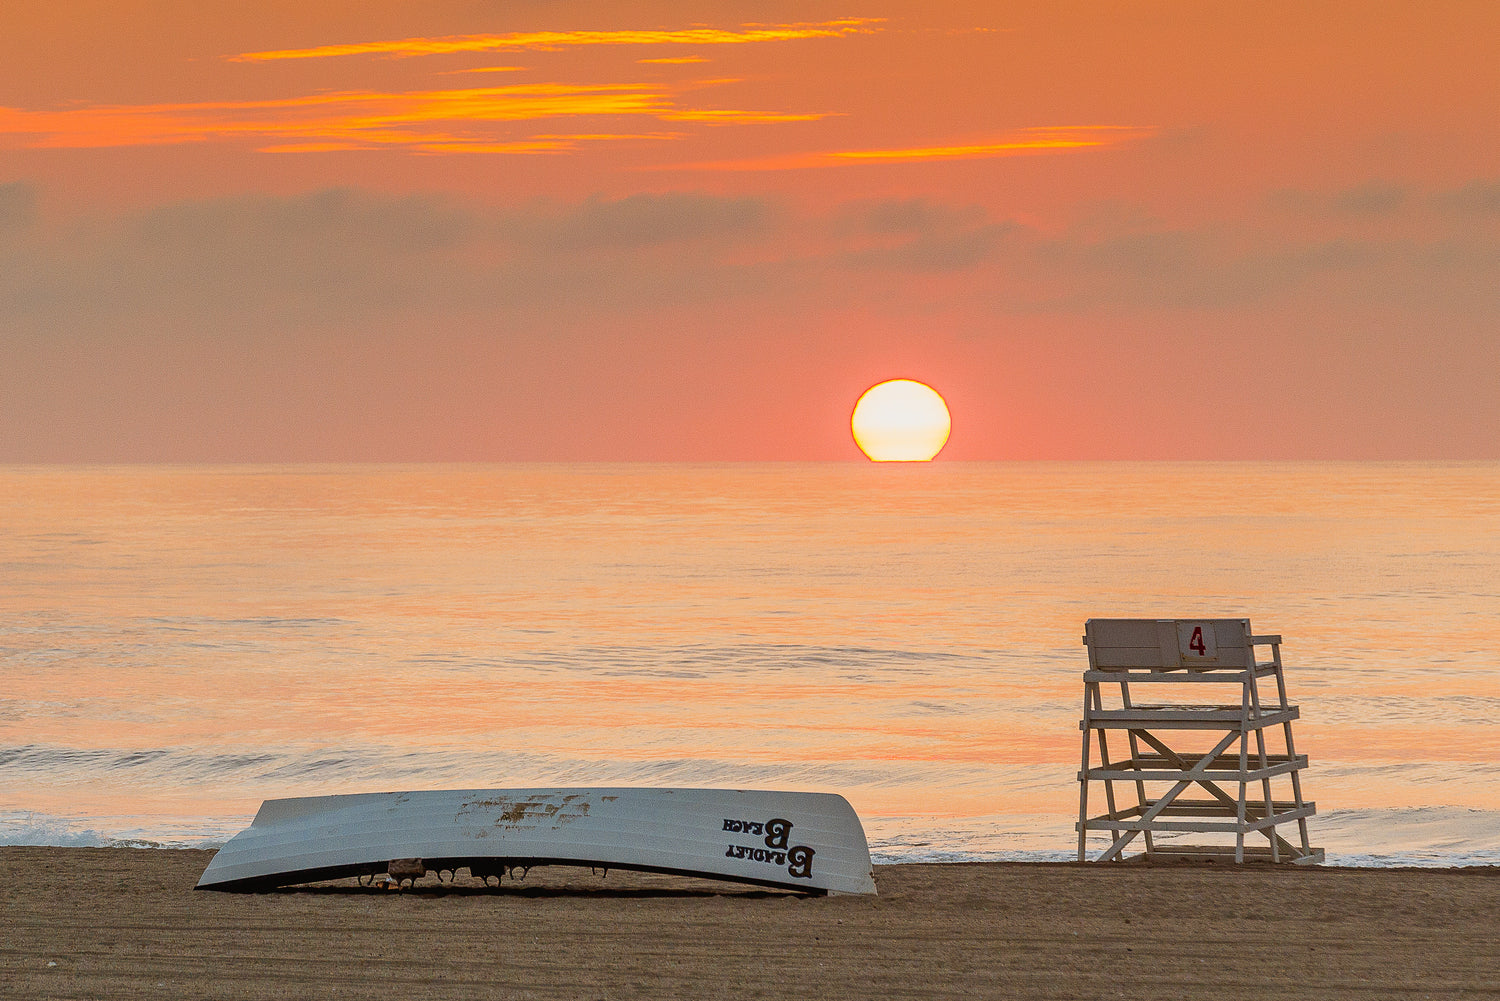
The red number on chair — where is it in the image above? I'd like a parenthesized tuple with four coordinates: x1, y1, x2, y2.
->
(1188, 626, 1206, 656)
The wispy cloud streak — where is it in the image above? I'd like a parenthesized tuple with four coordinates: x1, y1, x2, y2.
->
(660, 127, 1157, 170)
(0, 82, 823, 153)
(231, 20, 883, 62)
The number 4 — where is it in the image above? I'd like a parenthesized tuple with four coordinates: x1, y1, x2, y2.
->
(1188, 626, 1206, 656)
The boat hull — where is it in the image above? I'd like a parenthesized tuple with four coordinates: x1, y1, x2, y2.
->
(197, 787, 877, 895)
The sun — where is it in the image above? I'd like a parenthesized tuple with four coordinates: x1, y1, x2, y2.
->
(851, 379, 951, 461)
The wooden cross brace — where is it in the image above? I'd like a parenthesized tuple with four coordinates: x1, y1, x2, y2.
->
(1094, 730, 1242, 862)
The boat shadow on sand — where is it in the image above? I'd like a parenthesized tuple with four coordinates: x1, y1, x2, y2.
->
(259, 877, 803, 900)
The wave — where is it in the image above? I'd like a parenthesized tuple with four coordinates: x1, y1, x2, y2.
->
(0, 741, 1050, 794)
(864, 807, 1500, 867)
(5, 804, 1496, 868)
(0, 811, 230, 849)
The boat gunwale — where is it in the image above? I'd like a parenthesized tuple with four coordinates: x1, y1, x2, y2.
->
(196, 854, 832, 894)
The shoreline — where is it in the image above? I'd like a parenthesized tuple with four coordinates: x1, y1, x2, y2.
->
(11, 802, 1500, 870)
(5, 847, 1499, 998)
(6, 838, 1499, 871)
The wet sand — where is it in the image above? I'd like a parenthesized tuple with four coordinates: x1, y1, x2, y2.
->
(3, 847, 1498, 999)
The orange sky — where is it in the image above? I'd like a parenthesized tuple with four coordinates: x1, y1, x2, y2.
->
(2, 1, 1497, 460)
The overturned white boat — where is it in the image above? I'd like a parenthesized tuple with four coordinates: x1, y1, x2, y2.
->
(197, 787, 877, 896)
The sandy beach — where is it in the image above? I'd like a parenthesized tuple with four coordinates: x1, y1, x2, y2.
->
(3, 848, 1498, 999)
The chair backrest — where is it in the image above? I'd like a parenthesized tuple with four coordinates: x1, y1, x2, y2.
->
(1084, 618, 1254, 671)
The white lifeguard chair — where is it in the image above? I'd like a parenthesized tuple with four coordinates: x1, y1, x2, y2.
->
(1076, 618, 1322, 864)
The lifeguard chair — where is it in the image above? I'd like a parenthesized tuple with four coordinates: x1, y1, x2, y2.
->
(1076, 618, 1322, 864)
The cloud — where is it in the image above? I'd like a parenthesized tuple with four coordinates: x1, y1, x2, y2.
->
(229, 20, 884, 62)
(498, 192, 772, 251)
(1271, 182, 1412, 217)
(0, 18, 875, 159)
(653, 107, 825, 125)
(394, 132, 684, 156)
(659, 126, 1155, 171)
(0, 188, 791, 333)
(1436, 179, 1500, 217)
(987, 222, 1500, 315)
(1331, 183, 1411, 215)
(1272, 179, 1500, 222)
(997, 227, 1364, 309)
(0, 81, 825, 153)
(439, 65, 529, 75)
(6, 181, 1500, 348)
(0, 181, 36, 231)
(829, 199, 1013, 272)
(820, 184, 1500, 312)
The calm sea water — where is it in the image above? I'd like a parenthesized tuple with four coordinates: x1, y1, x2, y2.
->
(2, 463, 1497, 866)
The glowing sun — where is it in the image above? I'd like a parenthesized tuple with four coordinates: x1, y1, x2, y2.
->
(851, 379, 952, 461)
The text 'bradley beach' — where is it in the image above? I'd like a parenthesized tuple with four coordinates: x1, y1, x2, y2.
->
(723, 817, 815, 879)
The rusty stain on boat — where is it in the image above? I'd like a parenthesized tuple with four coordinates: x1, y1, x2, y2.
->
(455, 794, 593, 829)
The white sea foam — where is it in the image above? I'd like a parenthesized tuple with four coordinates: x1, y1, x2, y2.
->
(0, 814, 115, 848)
(0, 811, 230, 849)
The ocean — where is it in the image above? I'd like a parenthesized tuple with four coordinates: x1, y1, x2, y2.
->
(2, 462, 1497, 866)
